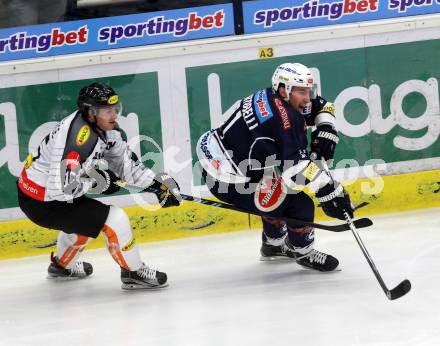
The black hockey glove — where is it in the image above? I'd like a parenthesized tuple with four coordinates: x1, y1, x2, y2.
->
(94, 169, 120, 195)
(315, 182, 353, 220)
(149, 173, 182, 208)
(311, 125, 339, 161)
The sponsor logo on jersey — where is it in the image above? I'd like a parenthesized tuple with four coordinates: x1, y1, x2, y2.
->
(255, 173, 287, 212)
(24, 153, 33, 169)
(18, 169, 46, 201)
(253, 89, 273, 124)
(65, 150, 80, 170)
(274, 98, 291, 130)
(107, 95, 119, 105)
(302, 102, 312, 115)
(76, 124, 91, 146)
(18, 176, 38, 196)
(106, 141, 116, 150)
(199, 132, 213, 160)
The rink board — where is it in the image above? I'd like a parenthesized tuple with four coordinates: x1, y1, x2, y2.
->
(1, 15, 439, 259)
(0, 169, 438, 260)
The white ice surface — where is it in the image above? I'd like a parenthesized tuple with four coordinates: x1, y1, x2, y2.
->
(0, 208, 439, 346)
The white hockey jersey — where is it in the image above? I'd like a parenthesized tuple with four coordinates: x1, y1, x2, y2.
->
(18, 111, 155, 202)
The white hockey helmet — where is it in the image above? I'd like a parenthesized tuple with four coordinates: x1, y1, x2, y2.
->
(272, 63, 317, 101)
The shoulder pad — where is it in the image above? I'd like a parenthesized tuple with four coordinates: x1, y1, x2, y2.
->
(253, 89, 274, 124)
(61, 113, 99, 166)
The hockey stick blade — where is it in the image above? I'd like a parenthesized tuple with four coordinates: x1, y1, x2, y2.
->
(352, 218, 373, 229)
(287, 217, 373, 232)
(316, 218, 373, 232)
(387, 279, 411, 300)
(313, 217, 372, 232)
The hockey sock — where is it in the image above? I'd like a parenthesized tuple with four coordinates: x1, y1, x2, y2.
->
(56, 232, 91, 269)
(286, 226, 315, 255)
(102, 206, 142, 271)
(262, 216, 287, 245)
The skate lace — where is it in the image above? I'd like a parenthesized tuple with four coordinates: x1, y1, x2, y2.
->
(70, 261, 86, 275)
(138, 265, 157, 280)
(307, 250, 327, 264)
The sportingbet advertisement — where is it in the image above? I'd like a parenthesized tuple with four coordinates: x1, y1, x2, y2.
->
(0, 3, 234, 62)
(243, 0, 440, 33)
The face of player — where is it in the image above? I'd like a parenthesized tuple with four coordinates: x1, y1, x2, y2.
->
(288, 86, 311, 113)
(88, 105, 120, 131)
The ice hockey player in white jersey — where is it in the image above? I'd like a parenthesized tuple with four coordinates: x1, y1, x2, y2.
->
(17, 82, 181, 289)
(197, 63, 354, 272)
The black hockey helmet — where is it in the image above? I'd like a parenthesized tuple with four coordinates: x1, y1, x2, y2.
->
(77, 82, 121, 116)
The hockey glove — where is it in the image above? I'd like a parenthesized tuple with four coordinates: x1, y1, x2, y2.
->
(311, 125, 339, 161)
(93, 169, 120, 195)
(149, 173, 182, 208)
(315, 182, 353, 220)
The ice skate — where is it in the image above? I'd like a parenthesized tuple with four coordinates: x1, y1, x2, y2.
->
(260, 233, 296, 261)
(121, 263, 168, 290)
(47, 252, 93, 279)
(295, 249, 339, 272)
(261, 235, 339, 271)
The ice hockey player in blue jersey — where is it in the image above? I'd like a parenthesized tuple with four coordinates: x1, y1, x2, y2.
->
(197, 63, 354, 272)
(17, 82, 181, 289)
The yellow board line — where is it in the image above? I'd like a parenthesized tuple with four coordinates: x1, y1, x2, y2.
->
(0, 169, 439, 260)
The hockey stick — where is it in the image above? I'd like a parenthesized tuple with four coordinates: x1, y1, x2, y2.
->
(315, 156, 411, 300)
(344, 211, 411, 300)
(116, 181, 372, 233)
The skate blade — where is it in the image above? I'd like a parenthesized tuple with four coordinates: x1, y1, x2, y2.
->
(296, 263, 342, 273)
(121, 282, 169, 290)
(47, 274, 90, 281)
(260, 255, 296, 262)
